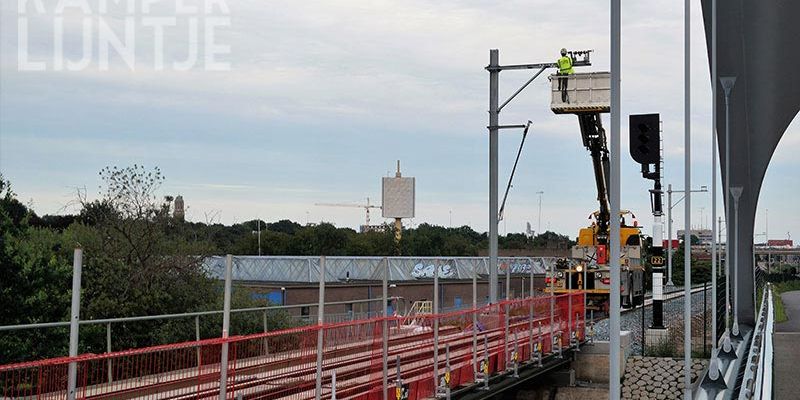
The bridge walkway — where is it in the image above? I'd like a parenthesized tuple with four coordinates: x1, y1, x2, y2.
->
(774, 290, 800, 400)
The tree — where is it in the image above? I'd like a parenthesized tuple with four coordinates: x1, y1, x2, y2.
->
(669, 241, 711, 284)
(65, 165, 219, 353)
(0, 176, 73, 363)
(532, 231, 573, 249)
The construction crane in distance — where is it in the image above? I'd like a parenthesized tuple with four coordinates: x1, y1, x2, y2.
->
(315, 198, 382, 228)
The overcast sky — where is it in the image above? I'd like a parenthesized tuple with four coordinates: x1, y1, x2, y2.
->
(1, 0, 798, 242)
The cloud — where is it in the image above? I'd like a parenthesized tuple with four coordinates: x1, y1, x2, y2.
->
(0, 0, 797, 239)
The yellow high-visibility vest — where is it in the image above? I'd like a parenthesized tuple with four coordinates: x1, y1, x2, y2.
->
(557, 56, 574, 74)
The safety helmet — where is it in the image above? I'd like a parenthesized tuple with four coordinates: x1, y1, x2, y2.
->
(560, 48, 567, 56)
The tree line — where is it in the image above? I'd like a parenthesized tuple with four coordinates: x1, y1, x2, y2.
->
(0, 165, 572, 363)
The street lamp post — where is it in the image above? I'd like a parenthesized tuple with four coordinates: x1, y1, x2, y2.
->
(720, 76, 736, 338)
(665, 185, 708, 286)
(766, 209, 770, 274)
(730, 186, 743, 337)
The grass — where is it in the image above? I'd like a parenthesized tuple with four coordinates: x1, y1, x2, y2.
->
(770, 280, 800, 323)
(646, 339, 679, 358)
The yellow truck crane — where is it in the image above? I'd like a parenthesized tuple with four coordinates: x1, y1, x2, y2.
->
(544, 71, 645, 312)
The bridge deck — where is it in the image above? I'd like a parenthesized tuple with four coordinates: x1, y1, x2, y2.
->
(1, 294, 585, 400)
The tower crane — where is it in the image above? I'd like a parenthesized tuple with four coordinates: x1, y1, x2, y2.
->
(314, 198, 382, 228)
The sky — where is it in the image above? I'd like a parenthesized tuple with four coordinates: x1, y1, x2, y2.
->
(1, 0, 798, 242)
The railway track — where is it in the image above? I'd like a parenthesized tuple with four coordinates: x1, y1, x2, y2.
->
(64, 307, 581, 400)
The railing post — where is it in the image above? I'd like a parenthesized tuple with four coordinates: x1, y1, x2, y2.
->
(574, 312, 581, 351)
(568, 268, 573, 348)
(437, 344, 451, 399)
(219, 254, 233, 400)
(512, 330, 519, 378)
(529, 261, 535, 357)
(537, 322, 543, 367)
(106, 322, 113, 383)
(433, 259, 440, 393)
(503, 261, 510, 372)
(264, 307, 269, 357)
(584, 266, 588, 341)
(195, 315, 201, 366)
(395, 355, 406, 400)
(529, 301, 534, 362)
(67, 247, 83, 400)
(549, 261, 556, 356)
(445, 344, 452, 399)
(315, 256, 326, 400)
(472, 261, 478, 382)
(331, 370, 337, 400)
(480, 335, 490, 390)
(382, 257, 389, 400)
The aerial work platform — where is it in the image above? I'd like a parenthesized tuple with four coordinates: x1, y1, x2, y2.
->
(549, 72, 610, 114)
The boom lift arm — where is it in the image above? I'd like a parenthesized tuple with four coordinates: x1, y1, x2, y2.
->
(577, 113, 611, 244)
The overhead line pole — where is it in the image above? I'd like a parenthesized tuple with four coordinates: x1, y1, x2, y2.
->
(485, 50, 590, 304)
(488, 49, 500, 304)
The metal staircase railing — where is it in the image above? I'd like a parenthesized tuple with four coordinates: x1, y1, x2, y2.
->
(402, 300, 432, 326)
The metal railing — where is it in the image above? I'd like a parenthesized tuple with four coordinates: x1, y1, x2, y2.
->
(695, 283, 774, 399)
(2, 253, 591, 400)
(738, 284, 773, 399)
(1, 292, 586, 400)
(0, 296, 407, 333)
(0, 296, 407, 366)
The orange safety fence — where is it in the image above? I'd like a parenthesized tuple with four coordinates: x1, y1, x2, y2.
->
(0, 292, 586, 400)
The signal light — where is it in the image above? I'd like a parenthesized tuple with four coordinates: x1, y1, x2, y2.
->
(629, 113, 661, 164)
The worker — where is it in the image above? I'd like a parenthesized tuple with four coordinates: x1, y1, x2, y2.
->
(557, 48, 574, 103)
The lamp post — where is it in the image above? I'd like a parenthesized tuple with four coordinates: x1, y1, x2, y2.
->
(665, 185, 708, 286)
(720, 76, 736, 338)
(730, 186, 743, 337)
(766, 209, 770, 274)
